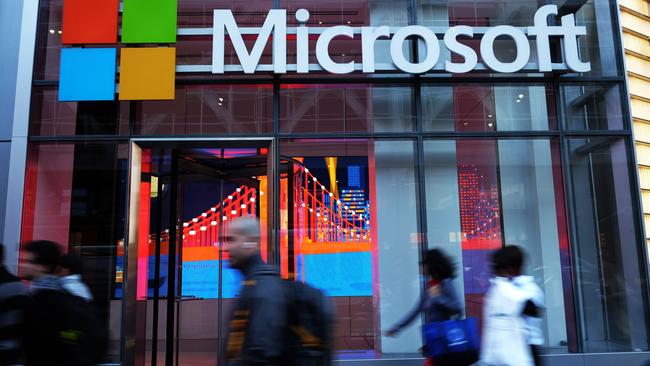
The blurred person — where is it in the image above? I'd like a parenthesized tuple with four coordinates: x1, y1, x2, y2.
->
(385, 248, 465, 366)
(513, 272, 545, 366)
(56, 254, 93, 302)
(481, 245, 539, 366)
(21, 240, 106, 366)
(224, 217, 288, 366)
(0, 243, 30, 366)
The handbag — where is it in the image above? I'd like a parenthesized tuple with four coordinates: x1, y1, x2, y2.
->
(422, 318, 480, 366)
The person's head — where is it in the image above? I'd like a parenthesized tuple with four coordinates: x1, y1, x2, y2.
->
(20, 240, 62, 280)
(57, 254, 83, 277)
(423, 248, 456, 280)
(491, 245, 525, 278)
(224, 216, 261, 269)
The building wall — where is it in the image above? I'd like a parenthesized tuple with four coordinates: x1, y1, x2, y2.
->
(621, 0, 650, 256)
(0, 0, 37, 272)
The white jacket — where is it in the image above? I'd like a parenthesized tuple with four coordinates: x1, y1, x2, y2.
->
(480, 276, 533, 366)
(512, 275, 545, 346)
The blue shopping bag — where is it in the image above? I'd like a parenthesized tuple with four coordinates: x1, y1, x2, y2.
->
(422, 318, 479, 365)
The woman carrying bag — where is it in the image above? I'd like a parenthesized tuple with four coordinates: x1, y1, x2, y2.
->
(385, 249, 477, 366)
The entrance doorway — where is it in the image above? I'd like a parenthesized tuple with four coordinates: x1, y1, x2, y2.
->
(123, 140, 274, 366)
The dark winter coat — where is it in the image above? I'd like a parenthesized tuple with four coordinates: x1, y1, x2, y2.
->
(226, 255, 288, 366)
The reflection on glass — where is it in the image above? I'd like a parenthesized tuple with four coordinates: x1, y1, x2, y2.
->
(29, 88, 129, 136)
(423, 139, 572, 352)
(422, 85, 555, 131)
(135, 85, 273, 135)
(280, 139, 421, 356)
(280, 85, 413, 133)
(21, 142, 128, 363)
(562, 83, 624, 130)
(567, 137, 649, 352)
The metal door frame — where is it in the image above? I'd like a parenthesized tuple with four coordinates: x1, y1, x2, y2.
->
(122, 137, 276, 366)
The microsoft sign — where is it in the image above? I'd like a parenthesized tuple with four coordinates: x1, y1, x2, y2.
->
(211, 5, 590, 75)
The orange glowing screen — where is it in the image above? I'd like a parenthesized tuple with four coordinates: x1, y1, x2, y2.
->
(62, 0, 119, 44)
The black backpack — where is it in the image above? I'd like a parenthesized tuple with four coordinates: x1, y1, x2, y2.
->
(282, 280, 335, 366)
(49, 291, 108, 366)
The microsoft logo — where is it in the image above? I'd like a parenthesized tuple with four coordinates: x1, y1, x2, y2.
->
(58, 0, 177, 101)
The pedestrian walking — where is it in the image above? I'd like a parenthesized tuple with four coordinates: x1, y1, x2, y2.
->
(0, 243, 30, 366)
(481, 245, 540, 366)
(21, 240, 106, 366)
(386, 249, 478, 366)
(224, 217, 288, 366)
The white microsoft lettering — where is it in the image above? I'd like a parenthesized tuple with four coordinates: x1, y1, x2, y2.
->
(212, 9, 286, 74)
(212, 4, 591, 74)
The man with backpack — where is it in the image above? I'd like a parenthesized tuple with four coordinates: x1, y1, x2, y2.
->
(0, 243, 30, 365)
(20, 240, 106, 366)
(224, 217, 333, 366)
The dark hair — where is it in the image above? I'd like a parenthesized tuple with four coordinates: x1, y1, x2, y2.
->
(58, 254, 83, 275)
(491, 245, 525, 274)
(23, 240, 62, 273)
(424, 249, 456, 280)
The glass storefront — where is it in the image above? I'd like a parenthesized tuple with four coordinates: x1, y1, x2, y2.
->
(21, 0, 650, 364)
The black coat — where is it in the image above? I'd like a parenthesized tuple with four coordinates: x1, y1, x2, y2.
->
(226, 255, 288, 366)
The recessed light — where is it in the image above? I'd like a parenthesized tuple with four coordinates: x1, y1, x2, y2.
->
(516, 99, 521, 103)
(49, 29, 55, 34)
(518, 94, 524, 98)
(488, 114, 493, 118)
(218, 97, 224, 102)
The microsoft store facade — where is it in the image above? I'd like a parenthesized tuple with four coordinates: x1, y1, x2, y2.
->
(1, 0, 650, 365)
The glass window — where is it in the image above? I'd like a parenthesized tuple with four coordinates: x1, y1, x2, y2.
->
(566, 137, 650, 352)
(279, 138, 422, 357)
(134, 84, 273, 135)
(29, 87, 129, 136)
(562, 83, 625, 130)
(421, 84, 556, 131)
(20, 141, 128, 363)
(280, 84, 414, 133)
(416, 0, 621, 77)
(280, 0, 410, 27)
(423, 138, 573, 352)
(33, 0, 65, 81)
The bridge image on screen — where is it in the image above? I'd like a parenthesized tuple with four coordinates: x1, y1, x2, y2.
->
(115, 158, 374, 299)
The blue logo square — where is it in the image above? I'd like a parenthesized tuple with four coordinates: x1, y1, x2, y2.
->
(59, 48, 116, 101)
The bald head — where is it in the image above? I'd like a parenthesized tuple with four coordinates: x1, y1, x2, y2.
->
(225, 216, 261, 269)
(228, 216, 261, 243)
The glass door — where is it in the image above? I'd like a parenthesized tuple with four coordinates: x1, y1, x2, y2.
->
(124, 141, 273, 366)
